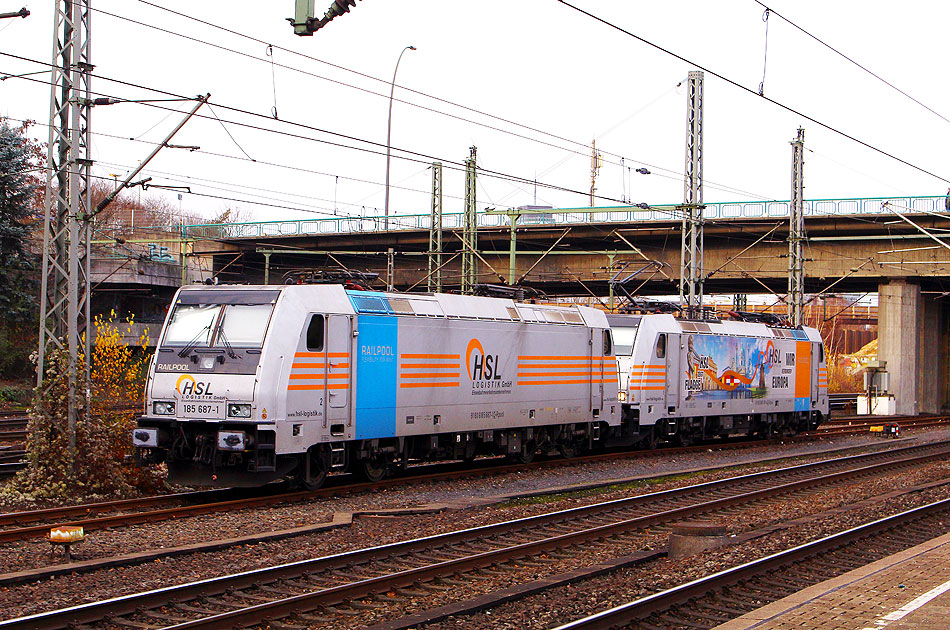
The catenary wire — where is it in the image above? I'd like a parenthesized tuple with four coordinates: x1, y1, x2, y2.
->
(3, 114, 454, 209)
(96, 3, 769, 201)
(750, 0, 950, 126)
(1, 56, 685, 219)
(555, 0, 950, 185)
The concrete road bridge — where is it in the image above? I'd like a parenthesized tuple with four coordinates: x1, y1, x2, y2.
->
(190, 194, 950, 296)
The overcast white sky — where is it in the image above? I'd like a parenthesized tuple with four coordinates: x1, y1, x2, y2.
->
(1, 0, 948, 226)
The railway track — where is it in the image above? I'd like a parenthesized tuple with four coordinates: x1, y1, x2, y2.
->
(0, 414, 27, 440)
(3, 440, 947, 629)
(0, 416, 28, 477)
(0, 450, 26, 477)
(0, 430, 26, 443)
(0, 413, 943, 541)
(816, 414, 950, 437)
(828, 391, 858, 412)
(0, 425, 920, 543)
(555, 498, 950, 630)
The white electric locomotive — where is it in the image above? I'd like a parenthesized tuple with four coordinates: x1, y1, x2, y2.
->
(606, 314, 828, 447)
(132, 285, 620, 488)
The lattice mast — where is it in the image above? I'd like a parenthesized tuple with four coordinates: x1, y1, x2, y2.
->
(788, 127, 805, 326)
(427, 162, 443, 292)
(679, 71, 704, 318)
(461, 146, 477, 294)
(38, 0, 94, 449)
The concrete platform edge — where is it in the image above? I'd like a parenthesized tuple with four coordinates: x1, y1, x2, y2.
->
(712, 532, 950, 630)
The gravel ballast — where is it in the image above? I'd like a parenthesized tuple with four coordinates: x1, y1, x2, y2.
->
(0, 428, 947, 623)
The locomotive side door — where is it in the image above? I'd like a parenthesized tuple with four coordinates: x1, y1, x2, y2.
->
(589, 328, 606, 412)
(664, 333, 681, 413)
(326, 314, 353, 426)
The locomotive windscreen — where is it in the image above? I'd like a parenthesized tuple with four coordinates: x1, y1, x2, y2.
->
(161, 291, 279, 353)
(612, 325, 638, 355)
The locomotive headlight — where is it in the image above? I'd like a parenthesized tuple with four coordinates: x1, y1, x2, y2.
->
(217, 430, 246, 451)
(618, 390, 627, 402)
(153, 401, 176, 415)
(227, 403, 252, 418)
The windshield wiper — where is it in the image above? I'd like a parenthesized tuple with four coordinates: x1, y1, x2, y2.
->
(217, 327, 239, 359)
(177, 323, 212, 358)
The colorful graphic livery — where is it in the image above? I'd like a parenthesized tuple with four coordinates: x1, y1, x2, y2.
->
(132, 286, 827, 488)
(607, 314, 827, 444)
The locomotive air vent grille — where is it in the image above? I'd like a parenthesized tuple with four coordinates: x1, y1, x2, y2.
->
(410, 299, 445, 317)
(563, 311, 583, 324)
(682, 321, 710, 332)
(518, 307, 543, 322)
(389, 298, 414, 314)
(351, 295, 391, 314)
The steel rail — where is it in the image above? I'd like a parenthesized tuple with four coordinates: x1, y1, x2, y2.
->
(0, 437, 940, 544)
(120, 447, 950, 630)
(3, 443, 947, 630)
(0, 413, 942, 543)
(552, 497, 950, 630)
(0, 487, 247, 528)
(816, 417, 950, 438)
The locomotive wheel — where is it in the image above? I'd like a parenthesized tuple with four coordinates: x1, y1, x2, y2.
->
(558, 439, 581, 459)
(644, 428, 660, 450)
(359, 456, 388, 483)
(513, 441, 536, 464)
(303, 445, 329, 491)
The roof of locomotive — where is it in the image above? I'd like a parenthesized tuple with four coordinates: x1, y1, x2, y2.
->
(606, 313, 822, 342)
(172, 284, 610, 328)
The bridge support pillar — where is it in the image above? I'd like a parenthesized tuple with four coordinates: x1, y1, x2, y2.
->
(878, 281, 945, 414)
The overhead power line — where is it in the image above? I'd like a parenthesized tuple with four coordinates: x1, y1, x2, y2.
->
(555, 0, 950, 185)
(4, 114, 447, 207)
(106, 2, 766, 199)
(2, 57, 670, 217)
(750, 0, 950, 127)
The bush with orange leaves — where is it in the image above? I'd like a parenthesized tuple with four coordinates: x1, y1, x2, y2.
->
(3, 313, 165, 503)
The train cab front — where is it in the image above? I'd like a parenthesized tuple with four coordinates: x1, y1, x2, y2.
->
(133, 288, 289, 487)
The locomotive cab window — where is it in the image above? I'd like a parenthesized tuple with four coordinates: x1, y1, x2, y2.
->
(655, 334, 666, 359)
(215, 304, 275, 348)
(612, 326, 638, 355)
(306, 314, 325, 351)
(602, 330, 612, 355)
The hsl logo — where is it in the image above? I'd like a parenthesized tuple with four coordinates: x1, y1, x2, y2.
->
(176, 374, 214, 396)
(466, 338, 502, 381)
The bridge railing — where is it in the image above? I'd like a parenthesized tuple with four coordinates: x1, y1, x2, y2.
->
(182, 195, 946, 240)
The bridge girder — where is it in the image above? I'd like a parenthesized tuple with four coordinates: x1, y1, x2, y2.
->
(193, 212, 950, 298)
